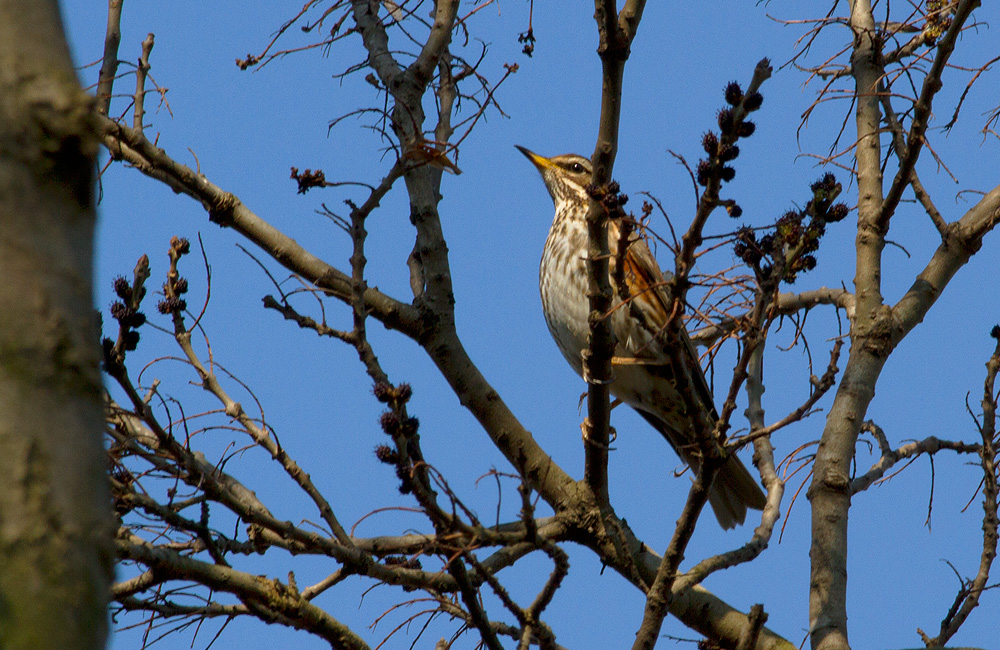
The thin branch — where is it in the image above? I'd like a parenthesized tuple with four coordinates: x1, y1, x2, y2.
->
(581, 0, 648, 502)
(631, 460, 716, 650)
(409, 0, 460, 89)
(926, 333, 1000, 645)
(447, 558, 504, 650)
(96, 0, 123, 115)
(878, 85, 948, 238)
(852, 427, 980, 494)
(157, 245, 352, 545)
(880, 0, 982, 228)
(132, 33, 154, 131)
(97, 116, 423, 336)
(117, 535, 372, 650)
(736, 604, 769, 650)
(690, 287, 855, 348)
(892, 183, 1000, 340)
(729, 339, 843, 449)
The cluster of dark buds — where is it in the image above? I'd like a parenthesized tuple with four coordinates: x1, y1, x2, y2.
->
(587, 179, 629, 221)
(374, 381, 421, 495)
(696, 79, 764, 199)
(157, 295, 186, 314)
(110, 291, 146, 336)
(156, 236, 190, 315)
(518, 27, 536, 57)
(384, 555, 422, 569)
(102, 254, 151, 369)
(290, 166, 328, 194)
(235, 52, 262, 71)
(378, 410, 420, 439)
(734, 173, 848, 285)
(384, 554, 424, 591)
(373, 381, 413, 406)
(924, 0, 956, 43)
(103, 236, 198, 370)
(589, 181, 644, 287)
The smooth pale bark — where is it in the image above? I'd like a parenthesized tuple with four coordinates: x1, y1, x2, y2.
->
(0, 1, 111, 649)
(807, 3, 886, 650)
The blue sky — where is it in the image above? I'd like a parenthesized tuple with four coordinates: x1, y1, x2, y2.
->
(63, 1, 998, 648)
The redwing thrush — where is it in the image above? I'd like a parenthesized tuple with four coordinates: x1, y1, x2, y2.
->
(518, 146, 766, 529)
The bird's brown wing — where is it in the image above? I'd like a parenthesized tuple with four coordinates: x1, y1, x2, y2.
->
(610, 220, 767, 527)
(610, 220, 719, 420)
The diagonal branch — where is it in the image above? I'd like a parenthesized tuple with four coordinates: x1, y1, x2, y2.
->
(878, 86, 948, 238)
(118, 535, 372, 650)
(350, 0, 404, 96)
(807, 5, 887, 649)
(892, 183, 1000, 340)
(97, 45, 577, 551)
(581, 0, 647, 502)
(586, 529, 795, 649)
(96, 0, 123, 115)
(690, 287, 855, 348)
(925, 333, 999, 645)
(631, 462, 716, 650)
(851, 0, 888, 319)
(880, 0, 982, 227)
(851, 426, 980, 495)
(409, 0, 460, 88)
(98, 117, 422, 336)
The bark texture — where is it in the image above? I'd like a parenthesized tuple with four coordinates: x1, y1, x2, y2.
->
(0, 1, 111, 648)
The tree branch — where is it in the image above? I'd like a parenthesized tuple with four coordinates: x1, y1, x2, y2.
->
(581, 0, 646, 502)
(98, 116, 422, 336)
(409, 0, 460, 89)
(117, 535, 372, 650)
(878, 87, 948, 238)
(892, 184, 1000, 340)
(807, 4, 888, 648)
(927, 333, 1000, 644)
(851, 426, 980, 495)
(690, 287, 855, 348)
(880, 0, 982, 227)
(96, 0, 123, 115)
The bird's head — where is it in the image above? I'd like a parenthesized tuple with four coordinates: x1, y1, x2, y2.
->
(516, 146, 592, 206)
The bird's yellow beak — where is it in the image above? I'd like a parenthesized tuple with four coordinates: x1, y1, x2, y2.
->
(515, 145, 555, 172)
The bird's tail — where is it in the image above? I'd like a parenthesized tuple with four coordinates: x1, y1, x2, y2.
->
(708, 454, 768, 530)
(633, 409, 767, 529)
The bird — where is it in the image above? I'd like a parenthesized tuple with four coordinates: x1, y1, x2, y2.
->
(517, 145, 767, 529)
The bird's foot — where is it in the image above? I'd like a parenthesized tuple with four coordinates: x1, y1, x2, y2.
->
(580, 417, 617, 448)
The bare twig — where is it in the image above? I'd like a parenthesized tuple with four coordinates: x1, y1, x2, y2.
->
(730, 340, 844, 449)
(880, 0, 982, 228)
(581, 0, 649, 502)
(96, 0, 123, 115)
(132, 33, 154, 131)
(852, 427, 980, 495)
(878, 86, 948, 238)
(736, 604, 769, 650)
(117, 535, 372, 650)
(925, 332, 1000, 645)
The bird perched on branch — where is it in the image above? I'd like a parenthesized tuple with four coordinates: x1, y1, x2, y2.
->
(517, 146, 766, 529)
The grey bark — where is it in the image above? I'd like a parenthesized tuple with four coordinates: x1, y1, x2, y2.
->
(0, 1, 112, 648)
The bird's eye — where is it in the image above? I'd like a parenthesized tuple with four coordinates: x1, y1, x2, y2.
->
(568, 162, 586, 174)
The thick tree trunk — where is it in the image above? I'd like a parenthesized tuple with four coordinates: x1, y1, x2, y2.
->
(0, 2, 111, 648)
